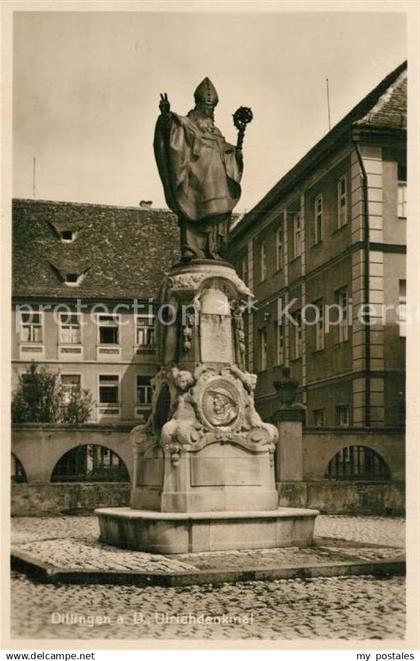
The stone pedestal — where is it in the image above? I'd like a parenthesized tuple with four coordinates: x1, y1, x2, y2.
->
(96, 507, 318, 553)
(96, 260, 318, 552)
(131, 435, 278, 513)
(272, 406, 306, 485)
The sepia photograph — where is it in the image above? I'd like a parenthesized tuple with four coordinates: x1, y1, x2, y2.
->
(2, 0, 419, 651)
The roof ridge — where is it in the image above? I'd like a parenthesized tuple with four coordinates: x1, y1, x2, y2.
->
(354, 69, 407, 127)
(231, 60, 407, 238)
(12, 198, 174, 214)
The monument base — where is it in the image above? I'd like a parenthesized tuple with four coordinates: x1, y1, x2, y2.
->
(95, 506, 319, 554)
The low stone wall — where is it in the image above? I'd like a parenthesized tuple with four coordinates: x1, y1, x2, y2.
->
(12, 423, 135, 483)
(11, 482, 130, 517)
(11, 423, 405, 516)
(278, 481, 405, 515)
(12, 480, 405, 516)
(302, 429, 405, 481)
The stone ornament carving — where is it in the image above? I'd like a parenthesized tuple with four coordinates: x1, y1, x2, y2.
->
(131, 258, 277, 469)
(182, 311, 196, 353)
(232, 301, 247, 368)
(157, 364, 277, 463)
(203, 384, 238, 427)
(197, 376, 242, 430)
(168, 272, 205, 292)
(158, 263, 253, 369)
(166, 266, 253, 301)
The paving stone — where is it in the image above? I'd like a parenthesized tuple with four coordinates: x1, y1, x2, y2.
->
(10, 515, 406, 640)
(14, 538, 196, 573)
(12, 536, 403, 577)
(315, 515, 405, 547)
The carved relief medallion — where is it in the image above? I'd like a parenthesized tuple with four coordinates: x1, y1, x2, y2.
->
(195, 376, 242, 431)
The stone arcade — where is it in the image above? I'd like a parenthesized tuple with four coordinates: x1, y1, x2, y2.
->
(95, 78, 318, 553)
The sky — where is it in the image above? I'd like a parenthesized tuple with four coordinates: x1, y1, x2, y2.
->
(13, 8, 407, 212)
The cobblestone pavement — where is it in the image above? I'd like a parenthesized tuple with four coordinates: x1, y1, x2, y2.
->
(315, 515, 405, 548)
(14, 538, 197, 573)
(11, 516, 98, 544)
(10, 515, 406, 640)
(11, 573, 405, 640)
(13, 537, 403, 573)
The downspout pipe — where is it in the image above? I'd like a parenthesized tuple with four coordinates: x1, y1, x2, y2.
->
(354, 140, 371, 427)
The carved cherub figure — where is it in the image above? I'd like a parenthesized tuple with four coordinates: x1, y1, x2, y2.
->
(171, 367, 194, 394)
(229, 364, 257, 393)
(160, 368, 197, 453)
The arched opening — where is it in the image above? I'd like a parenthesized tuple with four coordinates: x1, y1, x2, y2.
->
(11, 454, 27, 483)
(51, 444, 129, 482)
(325, 445, 390, 481)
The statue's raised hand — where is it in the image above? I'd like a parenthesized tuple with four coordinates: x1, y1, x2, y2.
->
(159, 93, 171, 115)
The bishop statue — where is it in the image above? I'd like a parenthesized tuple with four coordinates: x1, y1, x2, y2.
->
(154, 77, 252, 261)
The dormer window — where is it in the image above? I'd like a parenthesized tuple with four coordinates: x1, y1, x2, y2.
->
(49, 260, 90, 286)
(60, 230, 76, 242)
(48, 220, 81, 242)
(65, 273, 83, 286)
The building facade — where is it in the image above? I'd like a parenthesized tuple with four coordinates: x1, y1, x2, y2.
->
(229, 62, 406, 436)
(11, 64, 406, 507)
(12, 199, 180, 425)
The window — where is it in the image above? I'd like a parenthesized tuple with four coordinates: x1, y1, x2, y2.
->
(61, 374, 81, 403)
(275, 225, 283, 271)
(136, 375, 153, 407)
(276, 322, 284, 365)
(292, 311, 303, 359)
(98, 315, 119, 345)
(337, 175, 347, 227)
(325, 446, 390, 481)
(336, 405, 350, 427)
(259, 328, 267, 371)
(20, 311, 42, 343)
(98, 375, 120, 418)
(59, 313, 81, 344)
(64, 272, 84, 286)
(397, 182, 407, 219)
(60, 230, 76, 243)
(398, 279, 406, 337)
(314, 194, 323, 244)
(136, 314, 156, 347)
(293, 212, 302, 258)
(260, 242, 267, 281)
(314, 300, 325, 351)
(241, 254, 248, 284)
(336, 287, 349, 343)
(313, 409, 325, 427)
(99, 375, 119, 404)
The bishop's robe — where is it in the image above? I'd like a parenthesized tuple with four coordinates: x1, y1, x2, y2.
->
(154, 110, 243, 223)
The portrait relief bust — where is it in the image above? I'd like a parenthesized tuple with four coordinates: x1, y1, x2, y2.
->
(202, 381, 239, 428)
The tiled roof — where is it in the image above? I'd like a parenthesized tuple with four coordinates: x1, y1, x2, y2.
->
(231, 61, 407, 240)
(12, 199, 180, 300)
(354, 69, 407, 130)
